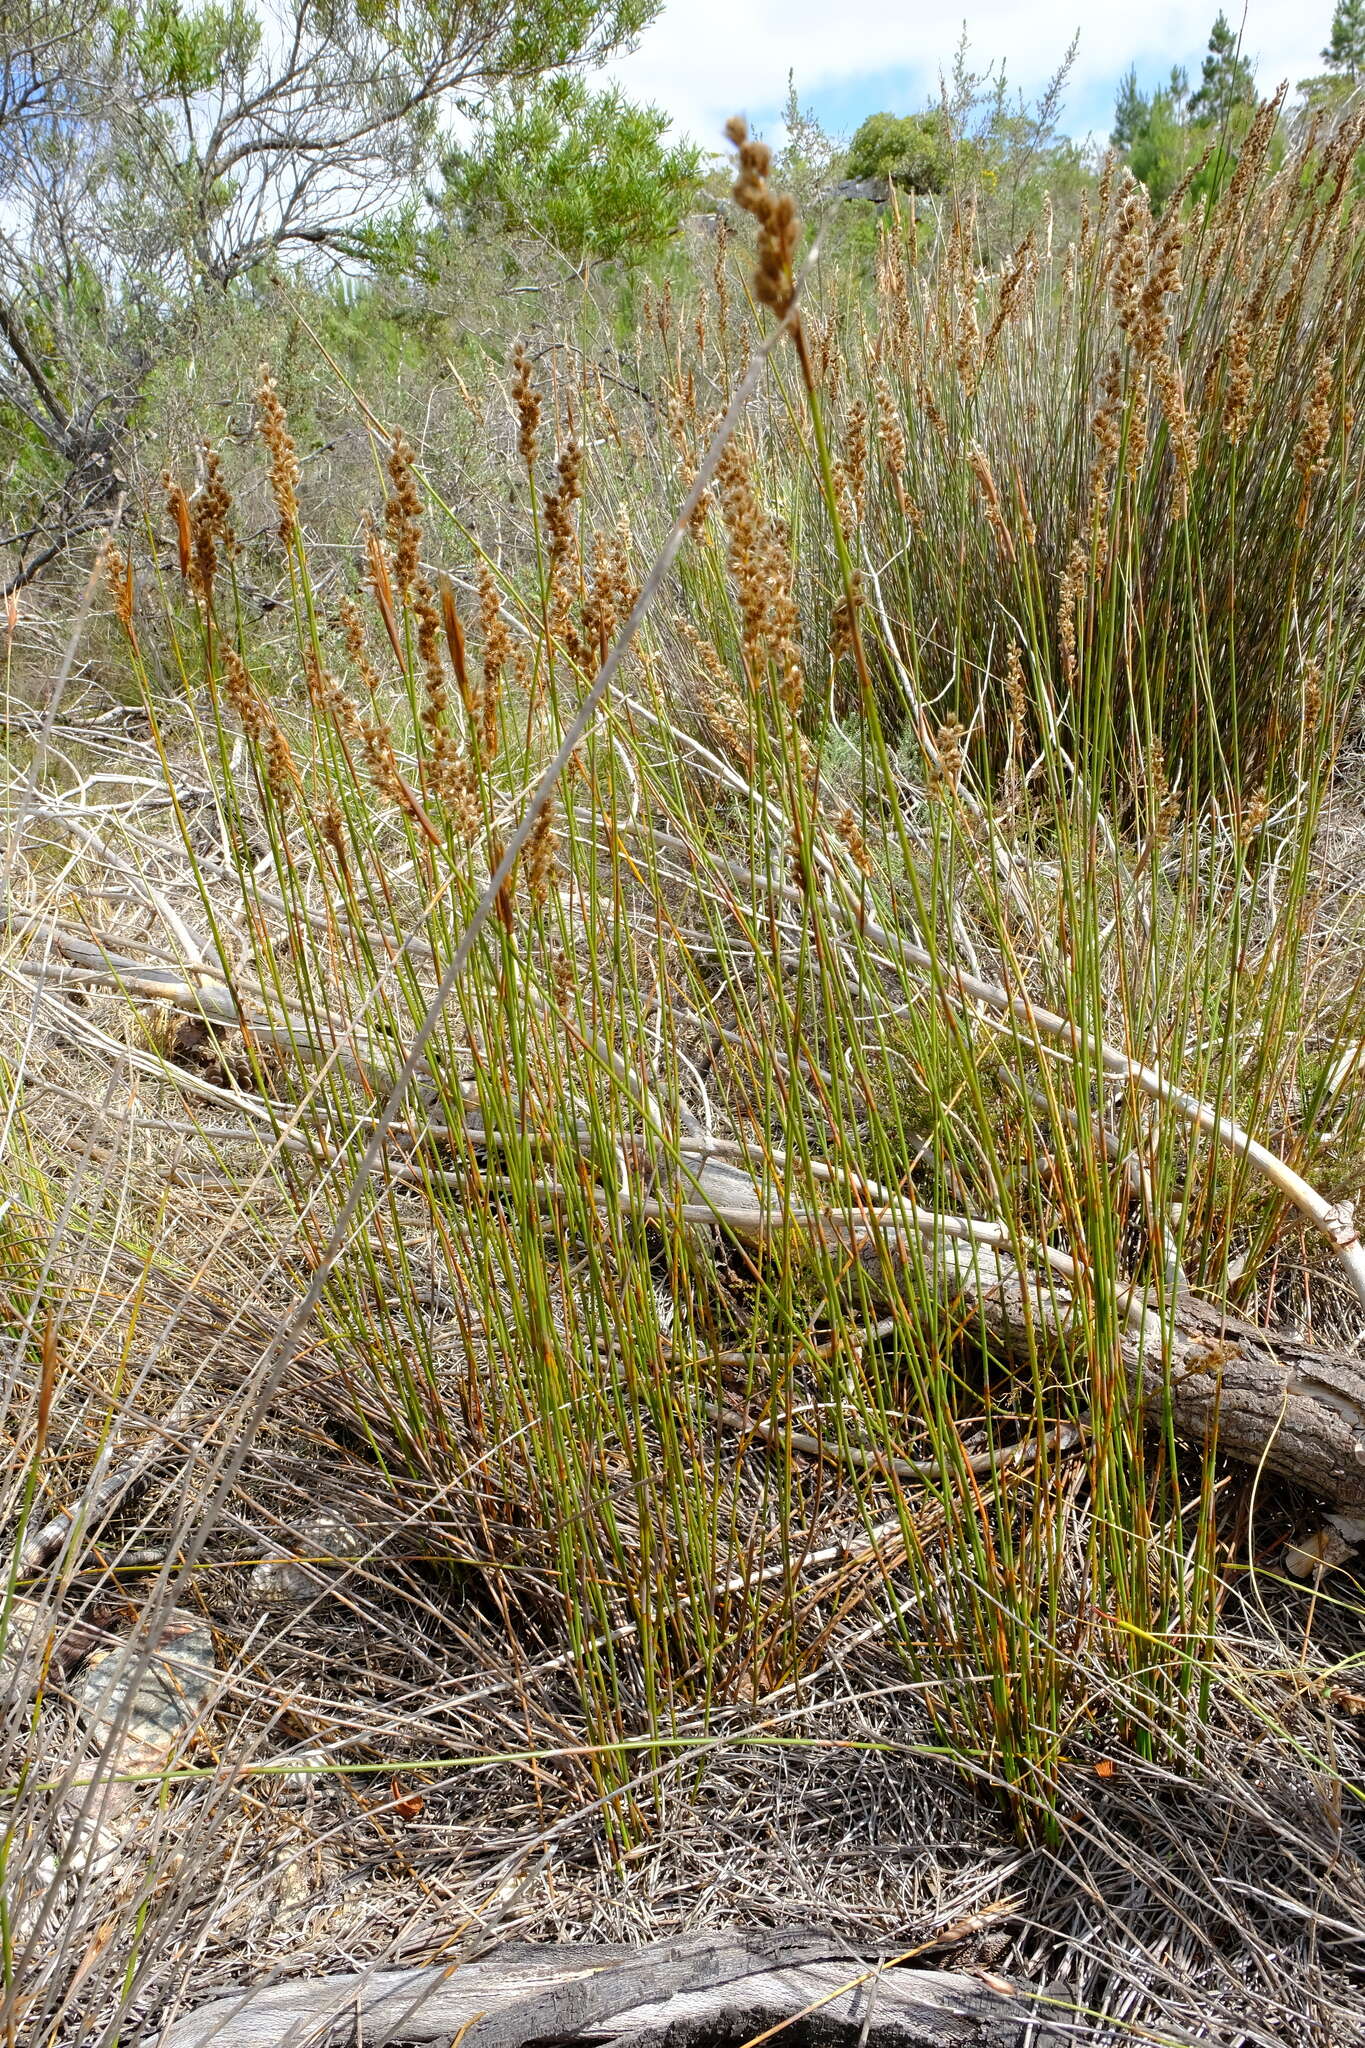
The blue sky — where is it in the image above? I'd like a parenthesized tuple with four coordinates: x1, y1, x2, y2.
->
(601, 2, 1338, 157)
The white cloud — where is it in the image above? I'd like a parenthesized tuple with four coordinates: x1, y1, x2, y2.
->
(600, 1, 1332, 151)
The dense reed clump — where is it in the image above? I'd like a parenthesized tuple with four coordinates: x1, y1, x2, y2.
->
(4, 93, 1365, 2047)
(841, 109, 1365, 795)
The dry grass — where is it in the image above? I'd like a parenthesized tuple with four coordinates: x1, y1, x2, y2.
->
(4, 108, 1365, 2046)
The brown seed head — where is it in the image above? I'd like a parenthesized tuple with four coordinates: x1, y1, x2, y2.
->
(224, 644, 298, 807)
(1004, 641, 1028, 748)
(873, 367, 908, 487)
(1124, 381, 1149, 486)
(510, 342, 541, 471)
(1088, 353, 1124, 545)
(933, 719, 967, 791)
(543, 437, 582, 566)
(413, 576, 446, 707)
(524, 801, 557, 909)
(1296, 351, 1335, 484)
(1107, 178, 1150, 335)
(833, 805, 873, 876)
(191, 442, 235, 602)
(339, 595, 383, 699)
(306, 645, 364, 753)
(1151, 353, 1197, 505)
(262, 723, 298, 809)
(478, 652, 502, 763)
(432, 749, 482, 842)
(1130, 211, 1185, 365)
(875, 234, 914, 361)
(255, 368, 299, 547)
(1295, 351, 1336, 527)
(544, 437, 586, 667)
(1240, 788, 1270, 841)
(1303, 662, 1324, 729)
(223, 647, 268, 741)
(947, 206, 981, 396)
(610, 509, 636, 620)
(842, 400, 869, 518)
(716, 439, 802, 709)
(679, 618, 753, 769)
(316, 796, 347, 867)
(831, 573, 865, 669)
(549, 947, 574, 1013)
(1057, 539, 1087, 691)
(384, 432, 424, 601)
(477, 562, 511, 746)
(981, 230, 1037, 364)
(716, 439, 765, 680)
(968, 446, 1014, 563)
(712, 216, 731, 346)
(726, 117, 799, 323)
(1221, 313, 1254, 445)
(105, 544, 135, 633)
(583, 530, 620, 667)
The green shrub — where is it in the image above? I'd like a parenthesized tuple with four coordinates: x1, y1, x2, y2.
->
(846, 109, 951, 192)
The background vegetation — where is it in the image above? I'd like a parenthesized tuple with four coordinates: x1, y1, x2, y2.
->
(4, 3, 1365, 2043)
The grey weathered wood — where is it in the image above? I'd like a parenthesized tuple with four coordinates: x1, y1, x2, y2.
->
(597, 1961, 1067, 2048)
(677, 1152, 1365, 1521)
(156, 1937, 1060, 2048)
(853, 1227, 1365, 1521)
(17, 1392, 201, 1577)
(32, 926, 1365, 1519)
(44, 932, 341, 1063)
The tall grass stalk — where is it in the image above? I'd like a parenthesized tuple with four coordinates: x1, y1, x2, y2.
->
(116, 113, 1365, 1803)
(4, 95, 1365, 2037)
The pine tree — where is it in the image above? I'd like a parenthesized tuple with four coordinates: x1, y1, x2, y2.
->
(1111, 67, 1148, 153)
(1111, 65, 1196, 207)
(1189, 11, 1256, 124)
(1324, 0, 1365, 79)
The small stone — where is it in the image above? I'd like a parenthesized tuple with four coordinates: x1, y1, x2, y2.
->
(73, 1609, 216, 1773)
(0, 1597, 49, 1701)
(249, 1510, 364, 1610)
(280, 1745, 333, 1794)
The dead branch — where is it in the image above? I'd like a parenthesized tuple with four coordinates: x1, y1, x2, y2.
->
(669, 1150, 1365, 1519)
(157, 1933, 1058, 2048)
(16, 1392, 203, 1578)
(24, 934, 1365, 1523)
(846, 1216, 1365, 1524)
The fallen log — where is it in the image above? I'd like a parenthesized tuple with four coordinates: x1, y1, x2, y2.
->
(156, 1932, 1069, 2048)
(848, 1219, 1365, 1524)
(25, 930, 1365, 1527)
(674, 1154, 1365, 1529)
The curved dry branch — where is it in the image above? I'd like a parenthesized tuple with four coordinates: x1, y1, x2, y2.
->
(636, 825, 1365, 1313)
(24, 908, 1365, 1519)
